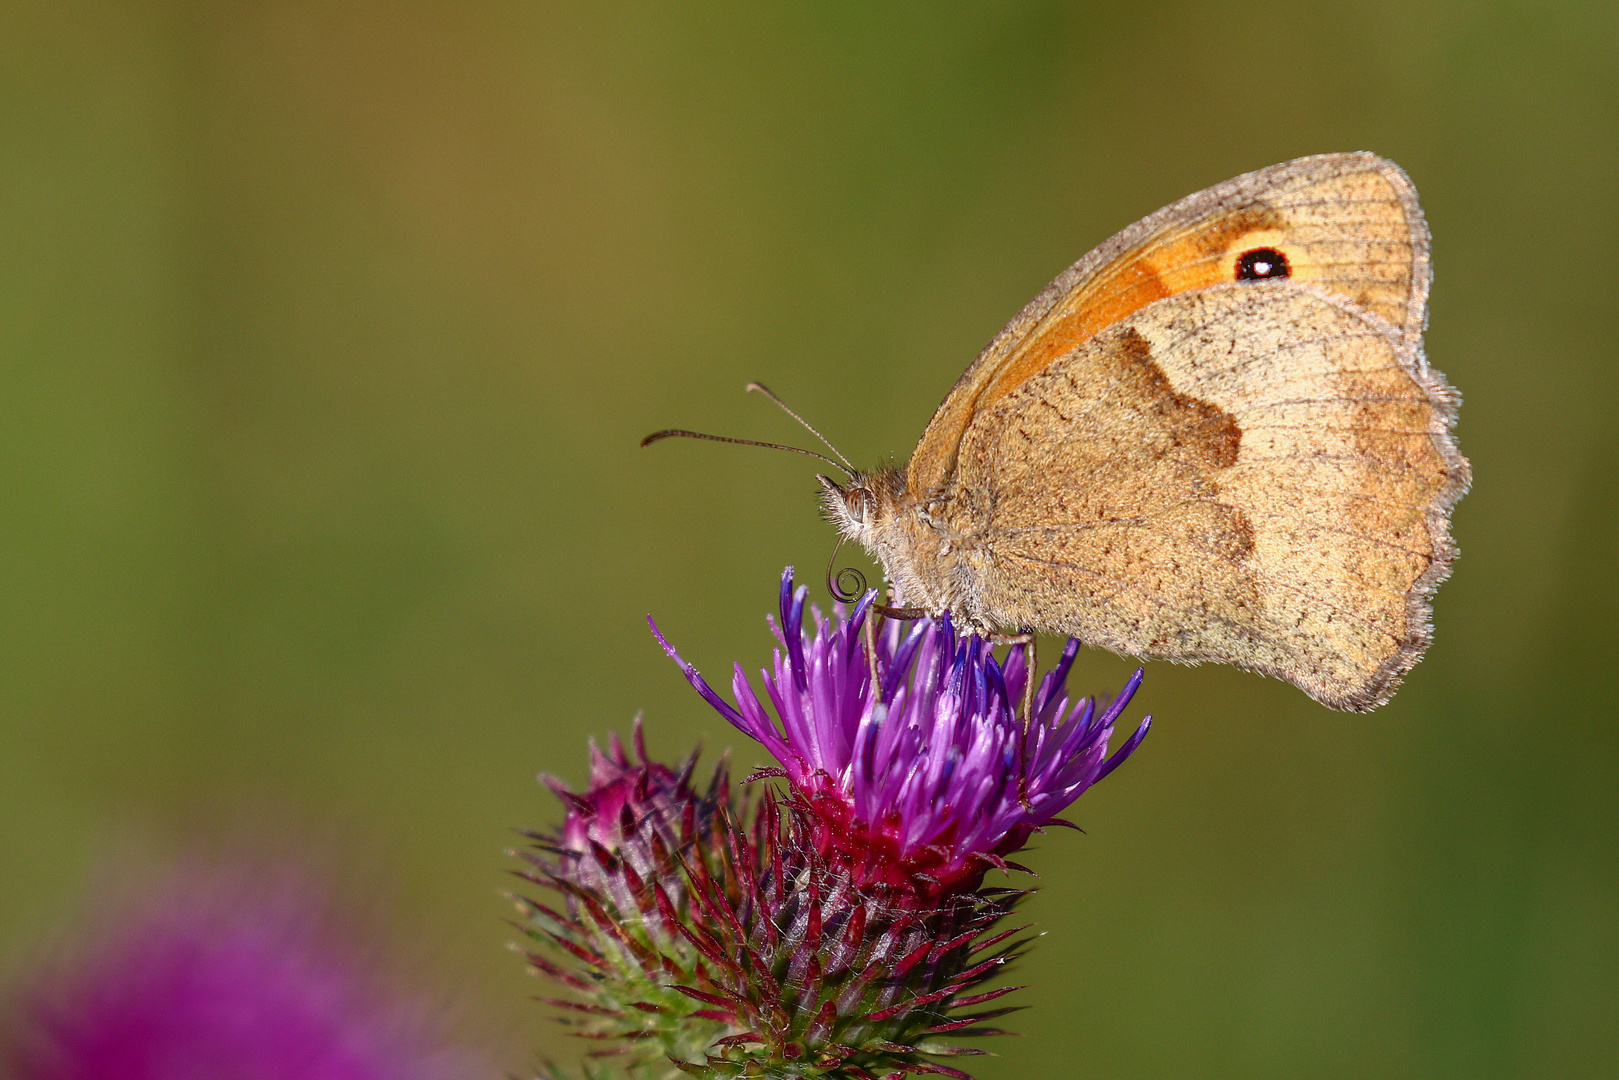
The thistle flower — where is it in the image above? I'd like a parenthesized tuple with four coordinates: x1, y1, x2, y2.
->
(654, 568, 1151, 898)
(4, 863, 479, 1080)
(516, 724, 1030, 1079)
(514, 721, 738, 1071)
(517, 570, 1155, 1078)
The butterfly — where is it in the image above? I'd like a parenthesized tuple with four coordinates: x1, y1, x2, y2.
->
(649, 153, 1469, 712)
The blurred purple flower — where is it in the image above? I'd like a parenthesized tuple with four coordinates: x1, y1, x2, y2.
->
(5, 864, 479, 1080)
(653, 568, 1151, 897)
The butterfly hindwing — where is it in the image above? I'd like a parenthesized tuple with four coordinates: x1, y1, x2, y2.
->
(937, 278, 1463, 711)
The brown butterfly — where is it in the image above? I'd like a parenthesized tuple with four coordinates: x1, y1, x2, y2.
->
(648, 153, 1469, 712)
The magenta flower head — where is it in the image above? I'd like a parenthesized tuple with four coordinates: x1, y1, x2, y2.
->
(4, 862, 480, 1080)
(654, 568, 1151, 898)
(539, 721, 730, 918)
(515, 721, 741, 1070)
(517, 724, 1033, 1080)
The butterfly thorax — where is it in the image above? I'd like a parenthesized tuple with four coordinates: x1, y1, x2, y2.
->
(819, 467, 994, 631)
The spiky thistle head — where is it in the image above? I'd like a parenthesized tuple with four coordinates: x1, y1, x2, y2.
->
(515, 725, 1032, 1080)
(513, 721, 736, 1073)
(653, 568, 1152, 899)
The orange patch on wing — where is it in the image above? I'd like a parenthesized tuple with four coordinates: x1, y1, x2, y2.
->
(974, 260, 1171, 416)
(973, 207, 1287, 417)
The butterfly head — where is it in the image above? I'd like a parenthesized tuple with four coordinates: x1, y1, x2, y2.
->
(819, 473, 870, 542)
(818, 468, 907, 551)
(818, 466, 953, 616)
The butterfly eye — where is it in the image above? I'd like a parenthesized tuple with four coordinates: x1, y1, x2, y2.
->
(846, 487, 873, 524)
(1235, 247, 1290, 281)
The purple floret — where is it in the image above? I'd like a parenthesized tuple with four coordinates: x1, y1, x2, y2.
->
(653, 568, 1151, 896)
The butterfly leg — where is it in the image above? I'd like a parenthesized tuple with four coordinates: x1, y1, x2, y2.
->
(987, 629, 1038, 809)
(863, 602, 882, 699)
(864, 594, 928, 700)
(869, 605, 927, 685)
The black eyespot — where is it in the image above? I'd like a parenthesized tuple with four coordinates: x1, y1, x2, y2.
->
(1236, 247, 1290, 281)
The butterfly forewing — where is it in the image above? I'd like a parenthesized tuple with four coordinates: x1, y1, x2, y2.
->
(908, 153, 1431, 500)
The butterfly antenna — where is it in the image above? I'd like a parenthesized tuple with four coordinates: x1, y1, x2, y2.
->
(640, 428, 850, 475)
(746, 383, 858, 477)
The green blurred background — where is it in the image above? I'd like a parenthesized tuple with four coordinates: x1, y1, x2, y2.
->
(2, 2, 1615, 1076)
